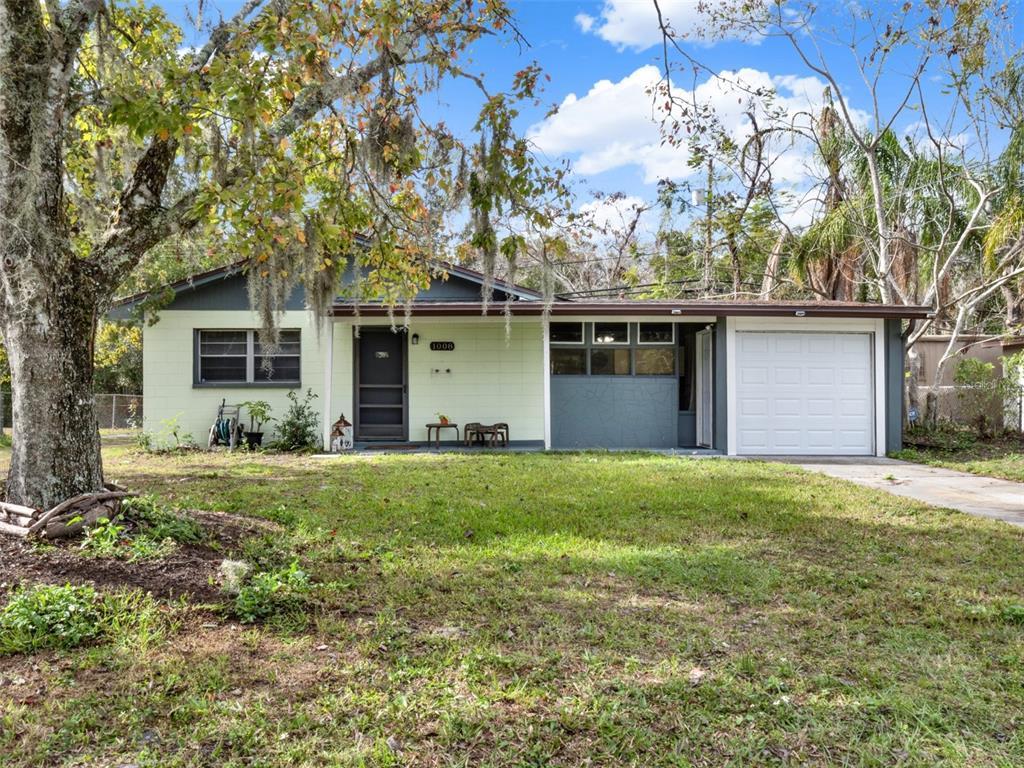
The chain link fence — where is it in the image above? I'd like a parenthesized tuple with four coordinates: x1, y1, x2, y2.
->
(0, 390, 142, 433)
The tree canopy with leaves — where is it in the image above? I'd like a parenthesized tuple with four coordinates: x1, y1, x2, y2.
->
(0, 0, 563, 508)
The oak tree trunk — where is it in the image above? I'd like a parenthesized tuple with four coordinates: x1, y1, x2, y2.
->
(1, 275, 104, 509)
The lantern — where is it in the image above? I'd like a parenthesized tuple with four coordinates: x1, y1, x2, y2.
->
(330, 414, 354, 452)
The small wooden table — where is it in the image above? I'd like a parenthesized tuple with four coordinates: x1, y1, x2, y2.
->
(425, 422, 459, 448)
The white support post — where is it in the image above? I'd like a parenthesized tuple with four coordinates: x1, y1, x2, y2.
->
(542, 318, 551, 450)
(322, 319, 334, 451)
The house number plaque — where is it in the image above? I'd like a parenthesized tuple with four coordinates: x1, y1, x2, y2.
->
(429, 341, 455, 351)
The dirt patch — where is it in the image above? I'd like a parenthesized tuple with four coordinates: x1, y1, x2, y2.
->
(0, 510, 280, 605)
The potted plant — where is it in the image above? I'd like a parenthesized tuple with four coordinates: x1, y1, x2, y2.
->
(239, 400, 273, 448)
(435, 411, 450, 425)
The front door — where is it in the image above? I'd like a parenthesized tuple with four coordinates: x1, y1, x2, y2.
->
(355, 328, 407, 440)
(695, 328, 714, 448)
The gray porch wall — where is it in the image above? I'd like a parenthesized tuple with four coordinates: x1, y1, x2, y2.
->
(884, 318, 904, 454)
(550, 377, 678, 448)
(713, 318, 728, 452)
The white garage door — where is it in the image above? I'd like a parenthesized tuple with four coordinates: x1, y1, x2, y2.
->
(736, 332, 874, 455)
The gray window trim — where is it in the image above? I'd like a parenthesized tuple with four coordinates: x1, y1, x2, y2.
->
(193, 328, 302, 388)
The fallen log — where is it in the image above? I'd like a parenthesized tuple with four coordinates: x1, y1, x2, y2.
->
(0, 489, 138, 540)
(26, 490, 135, 535)
(0, 520, 29, 537)
(0, 501, 37, 518)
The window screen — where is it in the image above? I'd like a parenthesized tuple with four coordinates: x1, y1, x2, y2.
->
(198, 331, 248, 383)
(551, 348, 587, 375)
(635, 347, 675, 375)
(197, 329, 301, 385)
(590, 348, 631, 375)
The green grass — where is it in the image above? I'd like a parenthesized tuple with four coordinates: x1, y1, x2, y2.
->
(3, 447, 1024, 766)
(894, 433, 1024, 483)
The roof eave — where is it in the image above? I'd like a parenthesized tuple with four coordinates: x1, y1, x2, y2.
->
(329, 302, 932, 320)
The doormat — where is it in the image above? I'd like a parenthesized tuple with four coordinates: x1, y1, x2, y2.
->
(363, 444, 421, 451)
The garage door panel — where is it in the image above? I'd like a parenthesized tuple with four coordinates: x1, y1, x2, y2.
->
(807, 336, 835, 354)
(740, 397, 768, 416)
(775, 335, 803, 354)
(774, 398, 801, 416)
(774, 366, 803, 385)
(736, 331, 873, 455)
(740, 429, 768, 449)
(807, 430, 836, 448)
(741, 334, 770, 353)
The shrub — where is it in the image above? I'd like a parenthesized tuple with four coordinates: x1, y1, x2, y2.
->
(234, 562, 311, 623)
(273, 389, 320, 451)
(954, 358, 1005, 438)
(122, 495, 205, 545)
(0, 584, 104, 654)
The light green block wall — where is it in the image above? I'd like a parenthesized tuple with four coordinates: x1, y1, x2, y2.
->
(331, 319, 545, 442)
(329, 321, 354, 426)
(142, 310, 327, 446)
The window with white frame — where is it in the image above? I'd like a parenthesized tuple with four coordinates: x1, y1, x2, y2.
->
(638, 322, 675, 344)
(549, 322, 584, 344)
(592, 322, 629, 344)
(197, 329, 301, 385)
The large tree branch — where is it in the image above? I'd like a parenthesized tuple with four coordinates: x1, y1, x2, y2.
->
(92, 36, 425, 288)
(48, 0, 103, 104)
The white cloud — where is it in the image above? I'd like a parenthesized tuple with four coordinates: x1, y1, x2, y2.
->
(577, 0, 741, 51)
(528, 65, 867, 194)
(574, 12, 596, 34)
(579, 194, 649, 230)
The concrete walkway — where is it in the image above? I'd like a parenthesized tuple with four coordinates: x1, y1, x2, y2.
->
(784, 457, 1024, 527)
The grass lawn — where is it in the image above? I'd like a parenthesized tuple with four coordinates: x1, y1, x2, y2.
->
(894, 432, 1024, 483)
(2, 444, 1024, 766)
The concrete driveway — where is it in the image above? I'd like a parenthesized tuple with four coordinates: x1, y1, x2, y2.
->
(780, 457, 1024, 527)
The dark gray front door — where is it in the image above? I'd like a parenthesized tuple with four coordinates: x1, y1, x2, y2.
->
(355, 328, 407, 440)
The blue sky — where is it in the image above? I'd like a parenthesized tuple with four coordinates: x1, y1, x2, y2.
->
(163, 0, 1022, 230)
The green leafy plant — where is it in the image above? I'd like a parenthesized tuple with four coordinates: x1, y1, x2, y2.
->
(80, 517, 128, 557)
(273, 389, 320, 451)
(134, 430, 153, 452)
(139, 413, 196, 452)
(121, 495, 205, 545)
(239, 400, 273, 433)
(126, 535, 177, 561)
(0, 585, 104, 654)
(234, 563, 312, 623)
(435, 411, 450, 424)
(954, 358, 1006, 438)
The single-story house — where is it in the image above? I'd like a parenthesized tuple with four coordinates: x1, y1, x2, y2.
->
(113, 261, 929, 456)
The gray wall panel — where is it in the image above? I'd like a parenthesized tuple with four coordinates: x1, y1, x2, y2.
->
(713, 318, 728, 452)
(885, 318, 904, 454)
(678, 411, 696, 445)
(551, 377, 678, 448)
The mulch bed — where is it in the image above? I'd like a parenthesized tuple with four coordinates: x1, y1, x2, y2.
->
(0, 510, 279, 605)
